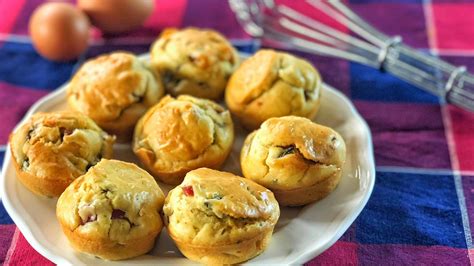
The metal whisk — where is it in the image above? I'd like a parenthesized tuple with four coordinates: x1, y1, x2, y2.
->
(229, 0, 474, 112)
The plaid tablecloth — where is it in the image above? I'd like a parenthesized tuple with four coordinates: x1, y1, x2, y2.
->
(1, 0, 474, 265)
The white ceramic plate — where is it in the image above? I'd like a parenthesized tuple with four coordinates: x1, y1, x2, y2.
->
(1, 55, 375, 265)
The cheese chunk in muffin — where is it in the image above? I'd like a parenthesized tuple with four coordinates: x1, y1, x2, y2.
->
(163, 168, 280, 265)
(56, 159, 165, 260)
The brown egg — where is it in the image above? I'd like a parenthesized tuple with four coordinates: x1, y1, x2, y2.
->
(78, 0, 155, 34)
(29, 3, 90, 61)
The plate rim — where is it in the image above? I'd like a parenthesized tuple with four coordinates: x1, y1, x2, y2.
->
(291, 85, 376, 264)
(1, 73, 375, 265)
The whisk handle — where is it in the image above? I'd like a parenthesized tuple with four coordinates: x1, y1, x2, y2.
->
(381, 44, 474, 111)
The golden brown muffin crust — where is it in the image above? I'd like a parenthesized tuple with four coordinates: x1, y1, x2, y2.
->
(241, 116, 346, 205)
(67, 52, 164, 141)
(56, 159, 165, 260)
(163, 168, 279, 264)
(150, 27, 239, 100)
(9, 111, 114, 197)
(133, 95, 234, 185)
(226, 49, 322, 129)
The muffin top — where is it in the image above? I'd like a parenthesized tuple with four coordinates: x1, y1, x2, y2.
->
(241, 116, 346, 190)
(10, 111, 114, 186)
(57, 159, 165, 243)
(67, 52, 164, 124)
(150, 27, 239, 99)
(163, 168, 279, 245)
(133, 95, 234, 184)
(226, 49, 322, 129)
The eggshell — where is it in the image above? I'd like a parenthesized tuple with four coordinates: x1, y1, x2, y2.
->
(29, 2, 90, 61)
(78, 0, 155, 34)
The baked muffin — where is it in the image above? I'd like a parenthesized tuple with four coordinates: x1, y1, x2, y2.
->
(9, 111, 114, 197)
(133, 95, 234, 185)
(241, 116, 346, 206)
(150, 27, 239, 100)
(67, 52, 165, 142)
(225, 49, 322, 129)
(56, 159, 165, 260)
(163, 168, 280, 265)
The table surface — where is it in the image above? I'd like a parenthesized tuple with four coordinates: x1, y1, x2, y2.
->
(1, 0, 474, 265)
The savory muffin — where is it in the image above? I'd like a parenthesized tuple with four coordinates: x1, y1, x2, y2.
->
(225, 49, 322, 129)
(163, 168, 280, 265)
(240, 116, 346, 206)
(133, 95, 234, 185)
(67, 52, 165, 142)
(9, 111, 114, 197)
(150, 27, 239, 100)
(56, 159, 165, 260)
